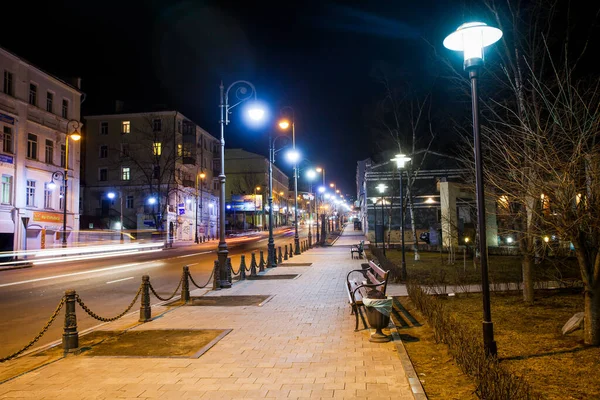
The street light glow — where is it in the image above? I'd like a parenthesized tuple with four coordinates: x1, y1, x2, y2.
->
(318, 186, 325, 193)
(306, 169, 317, 179)
(286, 149, 300, 163)
(376, 183, 387, 194)
(443, 22, 503, 62)
(391, 154, 411, 169)
(278, 119, 290, 130)
(247, 104, 266, 121)
(147, 197, 157, 205)
(48, 182, 57, 190)
(107, 192, 116, 200)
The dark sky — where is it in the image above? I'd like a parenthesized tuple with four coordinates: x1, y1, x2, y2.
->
(1, 0, 484, 198)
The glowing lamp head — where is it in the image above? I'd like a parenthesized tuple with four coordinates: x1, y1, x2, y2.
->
(247, 104, 266, 121)
(391, 154, 411, 169)
(375, 183, 388, 194)
(316, 167, 322, 173)
(543, 236, 550, 243)
(279, 191, 284, 196)
(329, 183, 334, 188)
(318, 186, 325, 193)
(69, 131, 82, 141)
(47, 182, 57, 190)
(443, 22, 503, 68)
(107, 192, 116, 200)
(465, 237, 470, 243)
(306, 169, 317, 180)
(506, 237, 514, 244)
(285, 149, 300, 164)
(199, 172, 206, 179)
(324, 193, 331, 199)
(147, 197, 157, 205)
(278, 119, 290, 130)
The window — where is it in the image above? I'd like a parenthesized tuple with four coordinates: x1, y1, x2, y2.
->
(99, 145, 108, 158)
(152, 118, 162, 132)
(62, 99, 68, 119)
(44, 183, 52, 209)
(3, 71, 13, 96)
(122, 121, 130, 134)
(26, 180, 35, 207)
(27, 133, 37, 159)
(59, 185, 65, 210)
(29, 84, 37, 106)
(45, 139, 54, 164)
(153, 142, 162, 156)
(126, 195, 134, 209)
(121, 167, 130, 180)
(177, 143, 182, 157)
(99, 168, 108, 181)
(100, 122, 108, 135)
(60, 145, 66, 167)
(2, 126, 12, 153)
(121, 143, 130, 157)
(46, 92, 53, 113)
(177, 121, 182, 133)
(1, 175, 12, 204)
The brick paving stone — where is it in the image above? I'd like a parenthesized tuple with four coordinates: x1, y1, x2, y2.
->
(1, 224, 414, 400)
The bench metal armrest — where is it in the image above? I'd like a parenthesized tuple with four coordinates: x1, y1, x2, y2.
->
(351, 282, 385, 299)
(346, 269, 369, 283)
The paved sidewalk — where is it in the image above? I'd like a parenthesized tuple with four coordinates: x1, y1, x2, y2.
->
(0, 225, 414, 399)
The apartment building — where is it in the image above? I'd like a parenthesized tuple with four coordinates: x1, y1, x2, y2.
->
(0, 47, 83, 253)
(83, 110, 220, 240)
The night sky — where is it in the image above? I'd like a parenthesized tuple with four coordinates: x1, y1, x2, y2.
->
(1, 0, 514, 198)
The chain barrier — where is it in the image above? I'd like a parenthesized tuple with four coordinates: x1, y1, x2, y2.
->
(189, 269, 215, 289)
(0, 296, 65, 363)
(230, 263, 241, 276)
(76, 285, 142, 322)
(149, 276, 183, 302)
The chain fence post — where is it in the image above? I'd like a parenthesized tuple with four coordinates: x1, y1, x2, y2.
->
(182, 266, 190, 303)
(289, 243, 294, 258)
(240, 255, 246, 280)
(227, 257, 233, 284)
(278, 246, 283, 264)
(62, 289, 78, 353)
(284, 244, 289, 260)
(250, 252, 258, 277)
(259, 250, 265, 272)
(212, 260, 220, 291)
(139, 275, 152, 322)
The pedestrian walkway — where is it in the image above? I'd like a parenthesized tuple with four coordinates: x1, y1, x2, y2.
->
(0, 225, 414, 399)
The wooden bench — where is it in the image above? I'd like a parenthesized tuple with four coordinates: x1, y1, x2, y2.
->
(346, 260, 390, 331)
(350, 240, 364, 259)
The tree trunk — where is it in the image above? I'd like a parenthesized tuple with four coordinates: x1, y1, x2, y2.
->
(407, 187, 420, 261)
(522, 253, 534, 303)
(584, 288, 600, 345)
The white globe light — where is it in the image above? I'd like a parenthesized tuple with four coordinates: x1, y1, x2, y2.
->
(107, 192, 116, 200)
(286, 149, 300, 163)
(443, 22, 503, 62)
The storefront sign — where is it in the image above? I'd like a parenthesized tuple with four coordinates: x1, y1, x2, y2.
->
(33, 211, 63, 223)
(0, 154, 13, 164)
(0, 113, 15, 125)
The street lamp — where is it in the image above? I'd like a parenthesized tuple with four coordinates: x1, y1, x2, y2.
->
(107, 191, 124, 243)
(218, 80, 265, 288)
(51, 120, 81, 247)
(195, 172, 206, 243)
(279, 107, 301, 255)
(375, 183, 387, 256)
(305, 169, 317, 247)
(444, 21, 502, 357)
(254, 186, 261, 230)
(391, 154, 411, 280)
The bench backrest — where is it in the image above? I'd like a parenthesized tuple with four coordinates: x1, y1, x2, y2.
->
(367, 260, 390, 294)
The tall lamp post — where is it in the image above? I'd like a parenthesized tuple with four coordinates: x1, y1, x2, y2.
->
(195, 172, 206, 243)
(278, 109, 300, 254)
(444, 21, 502, 356)
(253, 186, 261, 229)
(375, 183, 387, 256)
(106, 191, 124, 243)
(305, 169, 317, 247)
(315, 167, 325, 244)
(392, 154, 411, 280)
(267, 134, 289, 267)
(49, 120, 81, 247)
(218, 80, 265, 288)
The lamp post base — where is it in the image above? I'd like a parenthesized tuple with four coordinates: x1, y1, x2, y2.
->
(294, 237, 301, 255)
(217, 245, 231, 289)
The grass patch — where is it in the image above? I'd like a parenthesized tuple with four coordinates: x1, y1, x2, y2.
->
(394, 297, 478, 399)
(384, 249, 580, 285)
(435, 291, 599, 399)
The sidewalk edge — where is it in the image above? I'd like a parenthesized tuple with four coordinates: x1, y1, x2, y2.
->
(390, 321, 428, 400)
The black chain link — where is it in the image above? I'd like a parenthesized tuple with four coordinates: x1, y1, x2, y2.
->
(149, 276, 183, 301)
(230, 263, 241, 276)
(189, 269, 214, 289)
(1, 297, 65, 363)
(76, 285, 142, 322)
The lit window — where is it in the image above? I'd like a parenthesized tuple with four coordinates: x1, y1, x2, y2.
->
(177, 143, 182, 157)
(1, 175, 12, 204)
(122, 167, 130, 180)
(26, 180, 36, 206)
(122, 121, 130, 134)
(153, 142, 162, 156)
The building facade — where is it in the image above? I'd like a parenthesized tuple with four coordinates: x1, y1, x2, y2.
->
(83, 111, 220, 241)
(224, 148, 290, 230)
(0, 47, 83, 253)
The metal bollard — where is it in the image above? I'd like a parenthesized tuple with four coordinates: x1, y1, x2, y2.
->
(250, 252, 258, 277)
(63, 289, 79, 352)
(284, 244, 289, 260)
(259, 250, 266, 272)
(181, 266, 190, 303)
(212, 260, 220, 290)
(240, 255, 246, 280)
(227, 258, 233, 284)
(289, 243, 294, 258)
(139, 276, 152, 322)
(278, 246, 283, 264)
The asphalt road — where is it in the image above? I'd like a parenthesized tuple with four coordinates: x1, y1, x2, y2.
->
(0, 227, 304, 356)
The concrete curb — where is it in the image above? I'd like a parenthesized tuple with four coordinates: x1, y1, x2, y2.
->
(389, 319, 428, 399)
